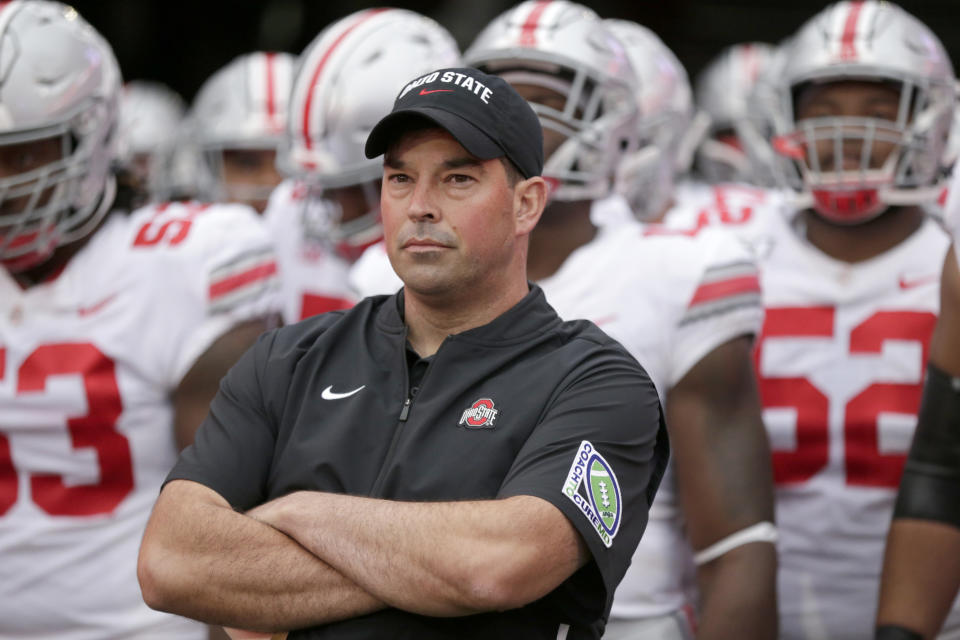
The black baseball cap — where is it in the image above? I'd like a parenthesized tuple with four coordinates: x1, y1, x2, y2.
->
(364, 67, 543, 179)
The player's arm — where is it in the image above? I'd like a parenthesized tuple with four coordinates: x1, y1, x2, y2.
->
(138, 479, 385, 632)
(876, 247, 960, 640)
(157, 200, 282, 450)
(668, 335, 778, 640)
(250, 491, 589, 617)
(172, 318, 273, 449)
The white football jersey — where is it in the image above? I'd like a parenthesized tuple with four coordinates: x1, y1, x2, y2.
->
(761, 214, 951, 639)
(0, 202, 280, 639)
(663, 181, 789, 242)
(264, 179, 358, 323)
(558, 195, 763, 621)
(670, 189, 956, 638)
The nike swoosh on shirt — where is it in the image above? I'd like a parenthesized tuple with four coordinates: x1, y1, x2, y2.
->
(898, 274, 939, 290)
(419, 89, 453, 95)
(321, 385, 366, 400)
(78, 293, 119, 317)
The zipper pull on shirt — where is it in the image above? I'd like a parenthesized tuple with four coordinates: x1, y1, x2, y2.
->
(398, 386, 419, 422)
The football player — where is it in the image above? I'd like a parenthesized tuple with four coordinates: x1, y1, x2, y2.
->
(189, 51, 296, 214)
(600, 19, 697, 227)
(692, 42, 781, 187)
(661, 2, 958, 636)
(265, 8, 459, 323)
(114, 80, 187, 211)
(0, 2, 280, 638)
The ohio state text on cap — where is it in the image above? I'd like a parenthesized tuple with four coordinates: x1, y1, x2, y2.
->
(364, 67, 543, 179)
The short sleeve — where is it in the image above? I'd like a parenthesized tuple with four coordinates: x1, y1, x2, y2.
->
(165, 329, 282, 509)
(124, 201, 281, 389)
(669, 227, 764, 386)
(169, 204, 282, 385)
(496, 340, 668, 609)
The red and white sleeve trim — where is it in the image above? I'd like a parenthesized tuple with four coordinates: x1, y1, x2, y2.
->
(680, 260, 762, 327)
(208, 247, 279, 313)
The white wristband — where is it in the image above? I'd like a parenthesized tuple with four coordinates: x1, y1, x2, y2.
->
(693, 521, 778, 566)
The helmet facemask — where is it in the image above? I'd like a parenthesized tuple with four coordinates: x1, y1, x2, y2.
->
(300, 179, 382, 263)
(601, 19, 694, 221)
(200, 144, 283, 213)
(774, 77, 953, 224)
(0, 103, 116, 271)
(489, 62, 637, 202)
(190, 52, 295, 212)
(618, 106, 690, 220)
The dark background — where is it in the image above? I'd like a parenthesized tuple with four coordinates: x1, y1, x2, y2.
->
(68, 0, 960, 104)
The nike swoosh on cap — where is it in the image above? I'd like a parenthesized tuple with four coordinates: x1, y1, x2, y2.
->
(419, 89, 453, 95)
(321, 385, 366, 400)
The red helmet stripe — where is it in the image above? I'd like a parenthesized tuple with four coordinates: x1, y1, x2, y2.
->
(0, 1, 17, 28)
(519, 1, 552, 47)
(301, 8, 389, 151)
(840, 1, 865, 61)
(264, 52, 277, 131)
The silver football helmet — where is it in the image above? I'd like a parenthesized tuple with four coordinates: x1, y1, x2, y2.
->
(189, 51, 295, 207)
(770, 1, 957, 224)
(279, 8, 459, 261)
(694, 42, 780, 186)
(605, 19, 693, 220)
(116, 81, 186, 205)
(0, 0, 120, 272)
(943, 104, 960, 175)
(152, 125, 204, 202)
(465, 1, 640, 202)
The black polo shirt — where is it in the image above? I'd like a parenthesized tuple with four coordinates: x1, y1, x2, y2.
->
(168, 285, 668, 639)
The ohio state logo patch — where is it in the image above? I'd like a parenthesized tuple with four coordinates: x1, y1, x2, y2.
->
(458, 398, 498, 429)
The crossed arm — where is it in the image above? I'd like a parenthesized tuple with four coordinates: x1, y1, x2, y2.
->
(172, 318, 277, 450)
(138, 480, 383, 632)
(138, 479, 589, 632)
